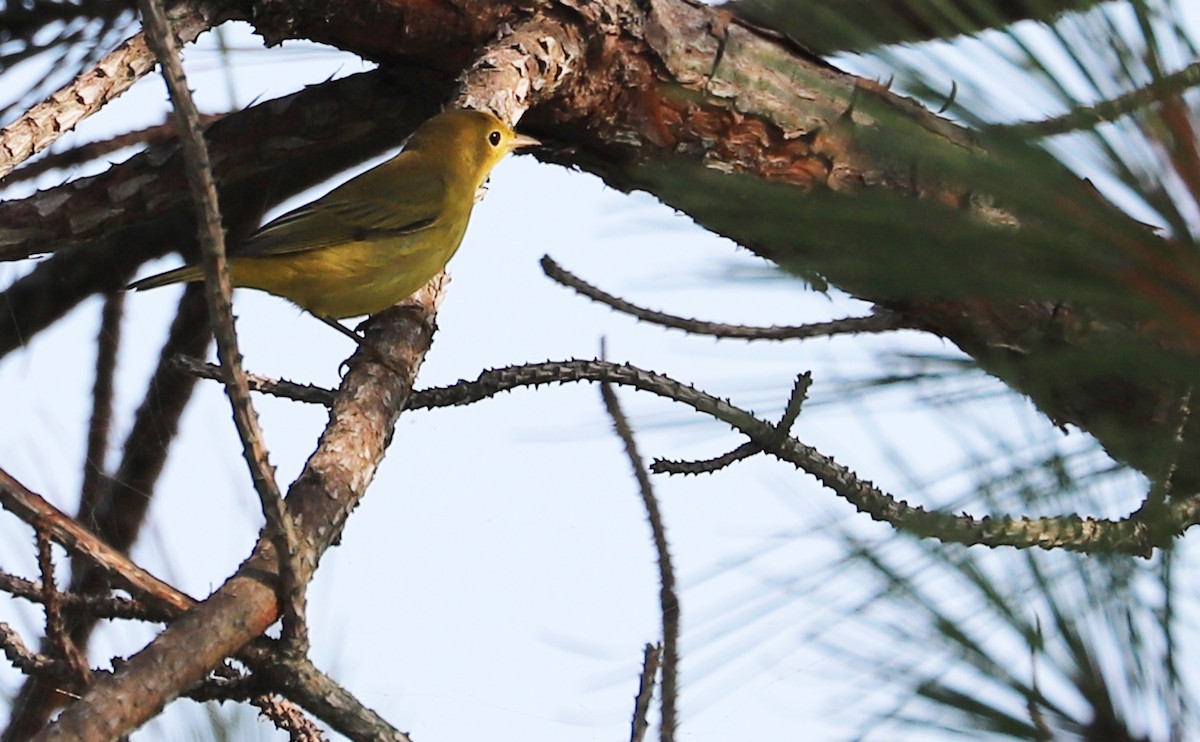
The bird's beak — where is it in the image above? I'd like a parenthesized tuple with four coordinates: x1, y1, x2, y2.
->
(511, 132, 541, 151)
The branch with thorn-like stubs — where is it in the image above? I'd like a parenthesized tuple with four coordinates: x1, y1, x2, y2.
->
(653, 372, 811, 474)
(0, 570, 166, 623)
(138, 0, 306, 649)
(251, 696, 327, 742)
(403, 360, 1192, 556)
(0, 624, 58, 679)
(542, 256, 907, 340)
(600, 375, 678, 741)
(173, 355, 1193, 554)
(35, 526, 90, 685)
(173, 354, 336, 406)
(3, 114, 224, 187)
(630, 643, 662, 742)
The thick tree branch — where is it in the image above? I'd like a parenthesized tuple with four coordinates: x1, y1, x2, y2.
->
(208, 0, 1197, 490)
(0, 70, 449, 367)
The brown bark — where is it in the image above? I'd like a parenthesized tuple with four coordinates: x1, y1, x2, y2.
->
(0, 69, 450, 361)
(0, 0, 215, 180)
(212, 0, 1200, 486)
(36, 299, 439, 741)
(1, 0, 1194, 734)
(2, 0, 1190, 494)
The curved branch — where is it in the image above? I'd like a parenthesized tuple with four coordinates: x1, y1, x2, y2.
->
(407, 359, 1189, 556)
(542, 256, 908, 340)
(599, 382, 678, 740)
(174, 351, 1191, 555)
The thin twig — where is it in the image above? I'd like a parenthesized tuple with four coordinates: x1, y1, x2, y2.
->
(599, 375, 678, 742)
(652, 441, 762, 475)
(35, 527, 85, 682)
(80, 293, 122, 525)
(35, 528, 60, 643)
(542, 256, 906, 341)
(188, 354, 1197, 553)
(0, 468, 192, 616)
(652, 373, 811, 474)
(137, 0, 306, 648)
(173, 354, 336, 406)
(0, 623, 56, 677)
(1009, 61, 1200, 138)
(404, 358, 1192, 555)
(0, 570, 166, 622)
(630, 643, 662, 742)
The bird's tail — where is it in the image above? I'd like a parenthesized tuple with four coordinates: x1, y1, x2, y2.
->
(126, 265, 205, 291)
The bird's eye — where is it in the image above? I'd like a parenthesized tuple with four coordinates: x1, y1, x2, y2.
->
(488, 130, 502, 147)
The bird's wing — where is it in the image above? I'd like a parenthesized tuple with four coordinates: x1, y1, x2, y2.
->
(236, 162, 447, 258)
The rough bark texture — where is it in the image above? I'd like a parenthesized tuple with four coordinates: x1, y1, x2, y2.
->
(92, 0, 1200, 486)
(1, 0, 1194, 736)
(37, 298, 439, 741)
(0, 0, 214, 180)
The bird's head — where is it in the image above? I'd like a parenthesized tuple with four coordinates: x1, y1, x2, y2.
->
(406, 108, 541, 189)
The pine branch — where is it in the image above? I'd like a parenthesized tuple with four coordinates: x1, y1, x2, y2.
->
(0, 1, 213, 179)
(139, 0, 304, 649)
(725, 0, 1101, 55)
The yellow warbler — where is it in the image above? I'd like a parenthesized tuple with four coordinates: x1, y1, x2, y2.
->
(129, 108, 539, 319)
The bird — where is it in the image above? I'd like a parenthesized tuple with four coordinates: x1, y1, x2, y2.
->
(128, 108, 540, 323)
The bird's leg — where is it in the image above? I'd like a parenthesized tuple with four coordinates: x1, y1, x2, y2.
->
(314, 314, 368, 345)
(312, 314, 405, 377)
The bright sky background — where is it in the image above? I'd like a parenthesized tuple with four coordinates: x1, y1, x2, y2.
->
(0, 9, 1184, 740)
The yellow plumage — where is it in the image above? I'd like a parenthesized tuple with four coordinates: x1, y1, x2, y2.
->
(129, 108, 539, 319)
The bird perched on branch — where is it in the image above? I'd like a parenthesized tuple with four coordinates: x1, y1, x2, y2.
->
(129, 108, 540, 322)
